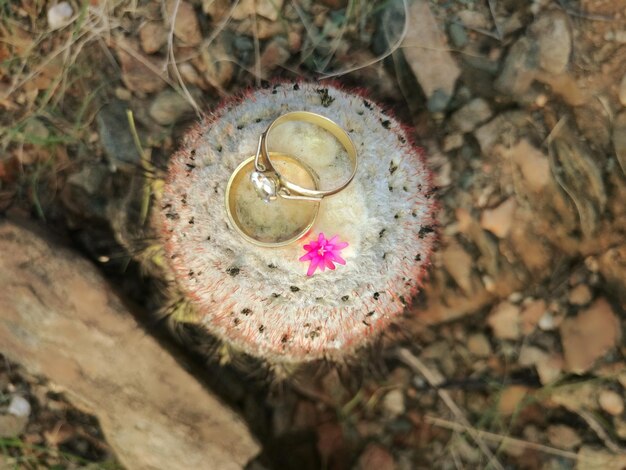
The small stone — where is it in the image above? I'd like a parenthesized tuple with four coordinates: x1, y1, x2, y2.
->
(560, 298, 622, 374)
(457, 10, 489, 29)
(116, 38, 167, 94)
(442, 133, 464, 152)
(97, 101, 141, 171)
(23, 118, 50, 143)
(619, 74, 626, 107)
(488, 301, 521, 340)
(199, 38, 234, 88)
(449, 23, 468, 48)
(495, 37, 537, 97)
(498, 385, 530, 415)
(451, 98, 493, 133)
(260, 37, 290, 76)
(47, 2, 73, 30)
(467, 333, 491, 357)
(165, 0, 202, 46)
(531, 11, 571, 74)
(0, 415, 28, 438)
(231, 0, 285, 21)
(568, 284, 592, 306)
(518, 345, 547, 367)
(427, 89, 452, 113)
(355, 443, 395, 470)
(441, 241, 474, 295)
(139, 21, 167, 54)
(547, 425, 582, 450)
(7, 396, 31, 418)
(538, 311, 558, 331)
(576, 446, 626, 470)
(403, 0, 460, 110)
(149, 89, 194, 126)
(536, 353, 564, 385)
(481, 197, 516, 238)
(382, 389, 405, 418)
(501, 139, 551, 192)
(598, 390, 624, 416)
(520, 299, 547, 334)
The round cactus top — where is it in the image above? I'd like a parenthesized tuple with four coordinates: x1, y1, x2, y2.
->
(160, 82, 436, 363)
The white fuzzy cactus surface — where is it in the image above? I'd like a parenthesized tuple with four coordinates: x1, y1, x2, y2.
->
(160, 82, 436, 363)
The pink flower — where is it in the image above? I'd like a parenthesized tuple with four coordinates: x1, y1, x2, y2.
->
(299, 233, 348, 276)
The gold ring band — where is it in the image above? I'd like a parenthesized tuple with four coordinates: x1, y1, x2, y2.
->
(225, 153, 320, 247)
(253, 111, 358, 201)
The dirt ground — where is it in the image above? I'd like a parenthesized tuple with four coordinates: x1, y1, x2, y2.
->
(1, 0, 626, 469)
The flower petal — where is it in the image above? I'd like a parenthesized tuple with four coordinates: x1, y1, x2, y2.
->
(332, 254, 346, 265)
(299, 252, 315, 262)
(307, 257, 321, 276)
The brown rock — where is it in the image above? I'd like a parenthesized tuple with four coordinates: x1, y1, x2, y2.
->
(488, 301, 521, 340)
(450, 98, 493, 133)
(441, 240, 474, 295)
(560, 298, 622, 374)
(501, 139, 551, 192)
(598, 390, 624, 416)
(231, 0, 285, 21)
(568, 284, 592, 306)
(536, 353, 564, 385)
(139, 21, 167, 54)
(531, 11, 571, 75)
(467, 333, 491, 358)
(402, 0, 460, 110)
(481, 197, 516, 238)
(116, 37, 167, 94)
(620, 73, 626, 107)
(198, 38, 234, 89)
(547, 425, 582, 450)
(355, 443, 395, 470)
(576, 446, 626, 470)
(165, 0, 202, 46)
(260, 37, 290, 76)
(520, 299, 547, 334)
(498, 386, 530, 415)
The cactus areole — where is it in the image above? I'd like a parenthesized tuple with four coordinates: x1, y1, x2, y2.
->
(160, 82, 436, 363)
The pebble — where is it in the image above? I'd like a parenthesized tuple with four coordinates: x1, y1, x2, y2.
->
(449, 23, 468, 48)
(139, 21, 167, 54)
(149, 89, 195, 126)
(260, 37, 290, 76)
(23, 118, 50, 143)
(480, 197, 516, 238)
(619, 73, 626, 107)
(382, 389, 405, 418)
(467, 333, 492, 357)
(166, 0, 202, 46)
(560, 298, 622, 374)
(598, 390, 624, 416)
(355, 443, 395, 470)
(47, 2, 73, 30)
(403, 0, 460, 111)
(451, 98, 493, 133)
(547, 425, 582, 450)
(487, 301, 521, 340)
(568, 284, 592, 306)
(531, 11, 571, 75)
(96, 101, 142, 171)
(7, 396, 31, 418)
(520, 299, 547, 334)
(442, 133, 464, 152)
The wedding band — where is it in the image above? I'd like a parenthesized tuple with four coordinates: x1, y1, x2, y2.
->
(225, 153, 320, 247)
(252, 111, 357, 202)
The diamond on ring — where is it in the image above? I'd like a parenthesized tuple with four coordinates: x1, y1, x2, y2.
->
(250, 171, 277, 203)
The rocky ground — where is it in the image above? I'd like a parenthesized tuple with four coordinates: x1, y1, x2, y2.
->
(1, 0, 626, 469)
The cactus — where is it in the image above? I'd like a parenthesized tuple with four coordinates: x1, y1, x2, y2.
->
(158, 82, 437, 364)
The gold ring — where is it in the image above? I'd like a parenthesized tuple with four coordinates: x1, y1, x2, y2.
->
(225, 153, 320, 247)
(251, 111, 358, 202)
